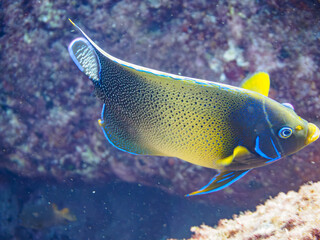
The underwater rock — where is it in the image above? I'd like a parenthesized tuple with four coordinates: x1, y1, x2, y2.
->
(174, 181, 320, 240)
(1, 0, 320, 207)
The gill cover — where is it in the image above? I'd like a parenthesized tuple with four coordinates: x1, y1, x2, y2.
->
(255, 136, 281, 163)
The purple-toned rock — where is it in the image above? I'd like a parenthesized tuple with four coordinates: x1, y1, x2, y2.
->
(1, 0, 320, 207)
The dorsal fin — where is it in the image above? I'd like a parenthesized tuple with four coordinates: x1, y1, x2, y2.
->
(68, 37, 100, 82)
(241, 72, 270, 96)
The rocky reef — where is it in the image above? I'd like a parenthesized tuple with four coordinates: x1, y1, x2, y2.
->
(175, 181, 320, 240)
(1, 0, 320, 209)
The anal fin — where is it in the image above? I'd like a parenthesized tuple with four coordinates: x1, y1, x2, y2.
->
(186, 169, 250, 196)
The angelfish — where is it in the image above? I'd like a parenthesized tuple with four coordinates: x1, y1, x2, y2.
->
(68, 19, 320, 196)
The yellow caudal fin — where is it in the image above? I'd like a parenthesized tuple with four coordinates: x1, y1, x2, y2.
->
(241, 72, 270, 96)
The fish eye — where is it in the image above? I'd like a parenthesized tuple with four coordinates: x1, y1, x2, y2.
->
(282, 103, 294, 111)
(278, 127, 293, 139)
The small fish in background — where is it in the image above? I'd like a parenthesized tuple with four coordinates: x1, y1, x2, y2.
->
(19, 202, 76, 230)
(68, 19, 320, 196)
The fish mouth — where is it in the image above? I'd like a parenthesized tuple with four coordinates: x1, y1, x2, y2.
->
(305, 123, 320, 145)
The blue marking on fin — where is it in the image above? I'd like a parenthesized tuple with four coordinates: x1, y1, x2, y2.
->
(99, 104, 138, 155)
(255, 136, 281, 162)
(100, 103, 105, 119)
(222, 171, 235, 177)
(205, 170, 250, 193)
(197, 176, 217, 191)
(216, 175, 235, 183)
(186, 170, 250, 196)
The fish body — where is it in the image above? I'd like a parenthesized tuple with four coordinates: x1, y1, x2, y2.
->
(68, 20, 319, 196)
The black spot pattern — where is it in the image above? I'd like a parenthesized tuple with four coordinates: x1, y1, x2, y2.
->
(95, 50, 251, 168)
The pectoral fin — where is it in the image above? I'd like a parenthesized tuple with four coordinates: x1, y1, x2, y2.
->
(186, 169, 251, 196)
(241, 72, 270, 96)
(216, 146, 253, 167)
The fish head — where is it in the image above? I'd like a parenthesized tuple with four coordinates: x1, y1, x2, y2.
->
(253, 100, 319, 162)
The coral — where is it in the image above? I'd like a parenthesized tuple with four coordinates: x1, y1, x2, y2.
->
(172, 181, 320, 240)
(1, 0, 320, 209)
